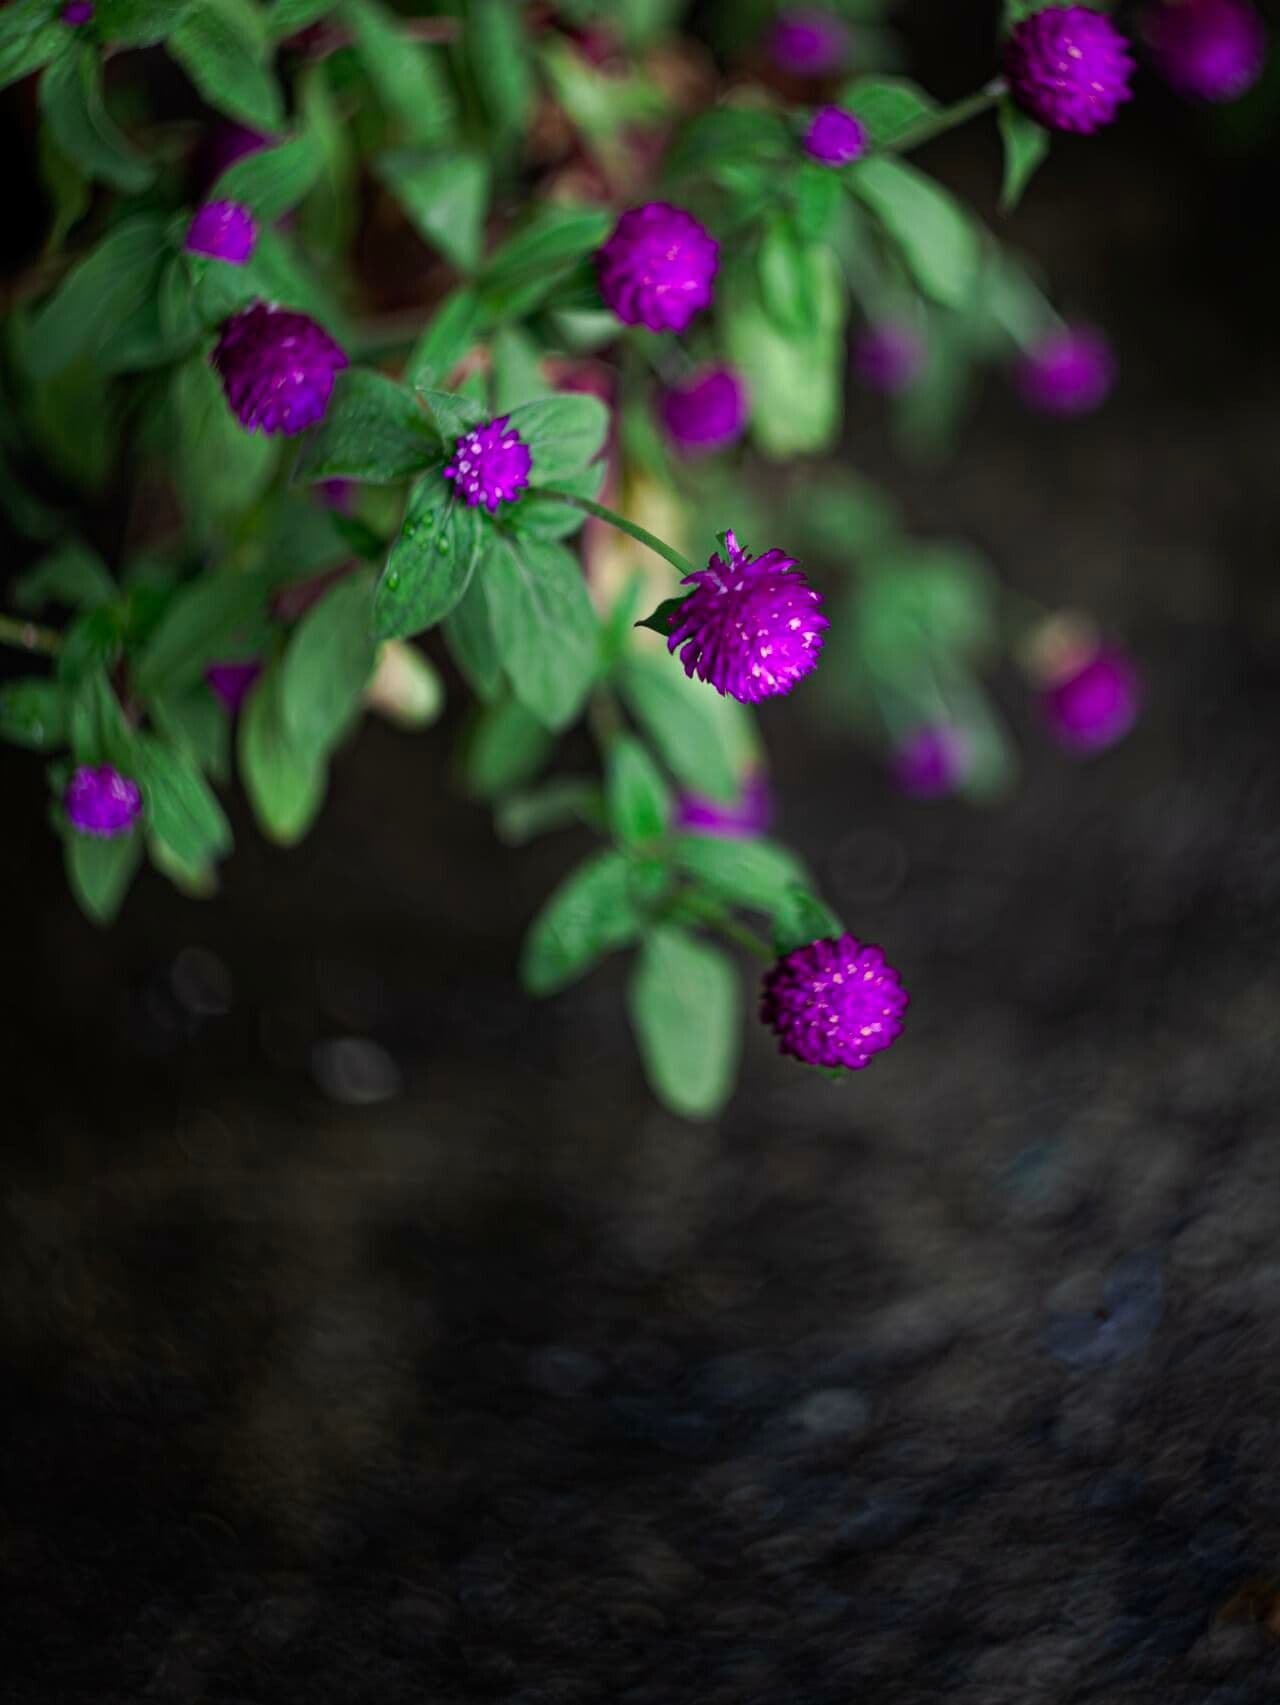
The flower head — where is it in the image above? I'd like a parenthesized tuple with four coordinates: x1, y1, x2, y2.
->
(1144, 0, 1266, 101)
(1042, 648, 1141, 751)
(891, 726, 970, 797)
(854, 322, 926, 394)
(185, 199, 257, 265)
(444, 415, 533, 512)
(205, 660, 263, 712)
(761, 933, 908, 1070)
(674, 770, 773, 838)
(666, 530, 827, 703)
(62, 2, 94, 22)
(768, 9, 850, 75)
(65, 764, 142, 838)
(1004, 4, 1135, 133)
(1015, 325, 1115, 415)
(596, 202, 719, 334)
(658, 366, 749, 455)
(804, 106, 868, 165)
(211, 302, 347, 436)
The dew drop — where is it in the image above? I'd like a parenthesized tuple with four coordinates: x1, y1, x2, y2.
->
(436, 534, 451, 553)
(385, 570, 401, 591)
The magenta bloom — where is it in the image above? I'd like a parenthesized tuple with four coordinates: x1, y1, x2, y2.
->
(205, 660, 263, 712)
(659, 366, 749, 455)
(1144, 0, 1266, 100)
(768, 9, 850, 75)
(444, 415, 533, 513)
(62, 2, 94, 22)
(185, 200, 257, 265)
(854, 322, 925, 394)
(804, 106, 868, 166)
(1005, 4, 1135, 133)
(666, 530, 827, 704)
(674, 770, 773, 838)
(891, 726, 970, 798)
(1016, 325, 1115, 415)
(1042, 648, 1141, 752)
(761, 934, 908, 1071)
(65, 764, 142, 838)
(317, 477, 354, 511)
(596, 202, 719, 334)
(211, 302, 347, 437)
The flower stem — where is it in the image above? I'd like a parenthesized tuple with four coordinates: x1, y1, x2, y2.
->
(888, 79, 1007, 156)
(528, 487, 700, 580)
(674, 886, 774, 961)
(0, 614, 61, 656)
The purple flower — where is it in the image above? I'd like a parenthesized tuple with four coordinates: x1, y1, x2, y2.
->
(596, 202, 719, 334)
(1015, 325, 1115, 415)
(62, 2, 94, 22)
(854, 322, 926, 394)
(761, 933, 908, 1071)
(65, 764, 142, 838)
(674, 770, 773, 838)
(317, 478, 354, 511)
(205, 660, 263, 712)
(211, 302, 348, 437)
(658, 366, 749, 456)
(1004, 4, 1136, 133)
(444, 415, 533, 513)
(185, 200, 258, 265)
(1042, 648, 1142, 751)
(666, 530, 827, 704)
(891, 726, 970, 797)
(804, 106, 868, 166)
(1144, 0, 1266, 101)
(768, 9, 850, 76)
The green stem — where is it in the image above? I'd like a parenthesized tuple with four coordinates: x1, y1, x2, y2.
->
(528, 487, 700, 580)
(675, 886, 773, 961)
(888, 79, 1007, 156)
(0, 614, 61, 656)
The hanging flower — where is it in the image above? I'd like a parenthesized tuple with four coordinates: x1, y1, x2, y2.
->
(211, 302, 348, 436)
(761, 934, 909, 1069)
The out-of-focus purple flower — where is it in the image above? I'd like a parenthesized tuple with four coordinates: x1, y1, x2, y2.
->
(444, 415, 533, 513)
(667, 529, 827, 704)
(185, 200, 258, 265)
(1041, 647, 1142, 751)
(1015, 325, 1115, 415)
(207, 123, 267, 178)
(674, 770, 773, 838)
(596, 202, 719, 334)
(768, 9, 850, 76)
(804, 106, 868, 165)
(317, 478, 354, 512)
(1143, 0, 1266, 101)
(62, 2, 95, 23)
(65, 764, 142, 837)
(205, 660, 263, 713)
(658, 366, 749, 456)
(1004, 4, 1136, 133)
(211, 302, 348, 437)
(761, 933, 908, 1070)
(890, 726, 970, 797)
(854, 322, 926, 394)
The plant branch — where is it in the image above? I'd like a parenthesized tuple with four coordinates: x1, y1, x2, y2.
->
(528, 487, 700, 580)
(0, 614, 61, 656)
(888, 79, 1008, 156)
(673, 886, 774, 961)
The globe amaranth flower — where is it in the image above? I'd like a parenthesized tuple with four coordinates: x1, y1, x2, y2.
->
(211, 302, 348, 436)
(804, 106, 868, 166)
(891, 726, 970, 797)
(1004, 4, 1136, 133)
(761, 934, 908, 1070)
(854, 322, 926, 394)
(1144, 0, 1266, 101)
(666, 530, 827, 704)
(1015, 325, 1115, 415)
(674, 770, 773, 839)
(65, 764, 142, 838)
(596, 202, 719, 334)
(768, 9, 850, 75)
(443, 415, 533, 512)
(185, 200, 257, 265)
(62, 2, 94, 22)
(658, 366, 749, 456)
(1042, 648, 1142, 751)
(205, 660, 263, 713)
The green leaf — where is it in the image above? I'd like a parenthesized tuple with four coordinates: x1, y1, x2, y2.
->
(415, 386, 485, 445)
(341, 0, 456, 146)
(772, 885, 843, 956)
(376, 148, 490, 274)
(268, 0, 339, 35)
(757, 215, 823, 336)
(133, 569, 269, 699)
(38, 124, 90, 253)
(38, 43, 154, 193)
(791, 163, 842, 243)
(467, 0, 534, 141)
(505, 460, 603, 541)
(491, 324, 545, 412)
(494, 777, 603, 845)
(404, 289, 486, 390)
(209, 130, 323, 221)
(0, 678, 66, 751)
(461, 694, 553, 799)
(618, 652, 748, 804)
(96, 0, 196, 45)
(295, 60, 357, 258)
(14, 540, 115, 611)
(605, 734, 671, 845)
(505, 393, 609, 483)
(856, 541, 997, 664)
(66, 668, 134, 764)
(997, 98, 1050, 213)
(281, 568, 377, 750)
(0, 4, 67, 94)
(721, 246, 846, 457)
(373, 469, 484, 640)
(171, 356, 278, 537)
(27, 215, 168, 378)
(293, 368, 437, 484)
(65, 827, 143, 926)
(238, 661, 328, 844)
(443, 569, 503, 701)
(839, 75, 937, 147)
(849, 156, 980, 310)
(628, 926, 740, 1119)
(521, 849, 643, 995)
(151, 685, 230, 782)
(481, 533, 599, 730)
(673, 834, 809, 915)
(478, 204, 611, 318)
(168, 0, 284, 133)
(135, 733, 234, 870)
(57, 606, 124, 688)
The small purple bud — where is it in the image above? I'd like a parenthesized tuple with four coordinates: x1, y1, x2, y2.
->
(854, 322, 926, 394)
(658, 365, 749, 456)
(890, 726, 970, 798)
(761, 933, 908, 1071)
(185, 200, 258, 265)
(205, 660, 263, 713)
(1004, 4, 1136, 134)
(443, 415, 533, 513)
(1143, 0, 1266, 102)
(317, 478, 354, 512)
(768, 9, 850, 76)
(1015, 325, 1115, 415)
(211, 301, 348, 437)
(62, 1, 95, 22)
(674, 770, 773, 839)
(65, 764, 142, 838)
(803, 106, 868, 166)
(596, 202, 719, 335)
(1042, 648, 1141, 752)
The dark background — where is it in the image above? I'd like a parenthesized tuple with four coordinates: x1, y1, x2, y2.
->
(4, 6, 1280, 1700)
